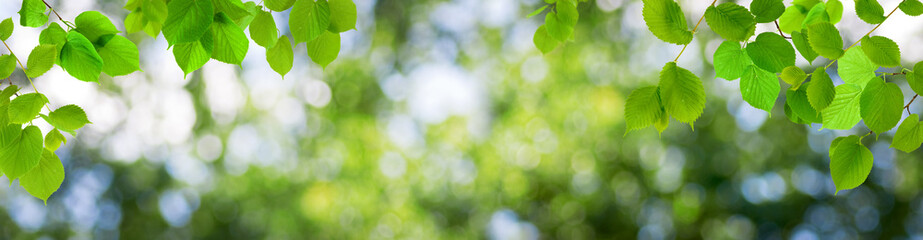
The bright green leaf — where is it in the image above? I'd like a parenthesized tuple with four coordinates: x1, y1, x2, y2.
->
(211, 13, 249, 64)
(860, 36, 901, 68)
(0, 85, 19, 106)
(47, 104, 91, 132)
(163, 0, 214, 44)
(0, 125, 43, 180)
(25, 44, 57, 78)
(18, 0, 48, 28)
(822, 83, 862, 129)
(827, 0, 844, 23)
(806, 22, 844, 59)
(859, 78, 903, 133)
(856, 0, 887, 24)
(900, 0, 923, 16)
(802, 3, 829, 28)
(807, 67, 835, 112)
(266, 36, 293, 78)
(745, 32, 795, 73)
(781, 66, 806, 87)
(830, 135, 873, 194)
(328, 0, 357, 33)
(892, 114, 923, 152)
(838, 47, 877, 88)
(19, 149, 64, 204)
(74, 11, 121, 42)
(0, 55, 15, 79)
(211, 0, 250, 20)
(0, 18, 12, 41)
(713, 41, 752, 80)
(527, 5, 549, 18)
(96, 34, 141, 76)
(740, 65, 781, 112)
(290, 0, 331, 43)
(249, 10, 278, 48)
(8, 93, 48, 124)
(39, 23, 67, 52)
(60, 31, 104, 83)
(658, 62, 706, 123)
(144, 0, 169, 23)
(44, 128, 65, 151)
(266, 0, 296, 11)
(533, 25, 560, 54)
(778, 6, 806, 34)
(704, 3, 756, 42)
(307, 31, 340, 69)
(173, 31, 214, 76)
(545, 12, 574, 42)
(641, 0, 692, 45)
(791, 30, 818, 63)
(751, 0, 785, 23)
(625, 86, 665, 133)
(910, 61, 923, 95)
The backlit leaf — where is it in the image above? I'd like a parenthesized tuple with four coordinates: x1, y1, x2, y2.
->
(658, 62, 706, 123)
(641, 0, 692, 45)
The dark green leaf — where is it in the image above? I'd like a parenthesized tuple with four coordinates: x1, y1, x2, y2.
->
(791, 30, 818, 63)
(163, 0, 215, 44)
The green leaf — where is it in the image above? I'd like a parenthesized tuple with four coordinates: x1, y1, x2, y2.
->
(751, 0, 785, 23)
(909, 61, 923, 95)
(0, 125, 43, 180)
(822, 83, 862, 129)
(8, 93, 48, 124)
(173, 31, 214, 76)
(856, 0, 887, 24)
(234, 2, 260, 29)
(47, 104, 91, 132)
(144, 0, 169, 23)
(704, 3, 756, 42)
(830, 135, 873, 194)
(60, 31, 104, 83)
(0, 55, 15, 79)
(806, 22, 844, 59)
(787, 82, 823, 123)
(827, 0, 844, 23)
(266, 0, 296, 11)
(307, 31, 340, 69)
(74, 11, 121, 43)
(124, 10, 145, 34)
(785, 101, 808, 124)
(740, 65, 781, 111)
(793, 0, 822, 9)
(163, 0, 215, 44)
(778, 6, 806, 34)
(20, 149, 64, 204)
(807, 67, 835, 112)
(211, 0, 250, 20)
(860, 36, 901, 68)
(0, 86, 19, 106)
(545, 12, 574, 42)
(266, 36, 293, 78)
(900, 0, 923, 16)
(44, 128, 65, 151)
(527, 5, 549, 18)
(210, 12, 249, 64)
(859, 78, 903, 133)
(713, 41, 752, 80)
(25, 44, 57, 78)
(96, 35, 141, 76)
(745, 32, 795, 73)
(625, 86, 665, 133)
(791, 30, 818, 63)
(328, 0, 357, 33)
(290, 0, 331, 43)
(641, 0, 692, 45)
(892, 114, 923, 152)
(802, 3, 829, 28)
(249, 10, 278, 48)
(658, 62, 706, 123)
(18, 0, 48, 28)
(781, 66, 806, 87)
(829, 136, 847, 158)
(0, 18, 12, 41)
(533, 25, 560, 54)
(39, 23, 67, 52)
(838, 47, 877, 88)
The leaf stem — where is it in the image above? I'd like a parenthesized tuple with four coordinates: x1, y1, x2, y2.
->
(42, 0, 75, 29)
(674, 0, 717, 62)
(906, 94, 918, 115)
(774, 20, 791, 39)
(824, 4, 901, 69)
(1, 39, 53, 112)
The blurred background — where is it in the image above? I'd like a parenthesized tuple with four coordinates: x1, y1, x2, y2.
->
(1, 0, 923, 239)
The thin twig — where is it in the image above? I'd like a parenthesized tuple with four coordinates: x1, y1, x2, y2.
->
(774, 20, 791, 39)
(1, 40, 52, 111)
(906, 94, 919, 115)
(41, 0, 74, 29)
(674, 0, 718, 62)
